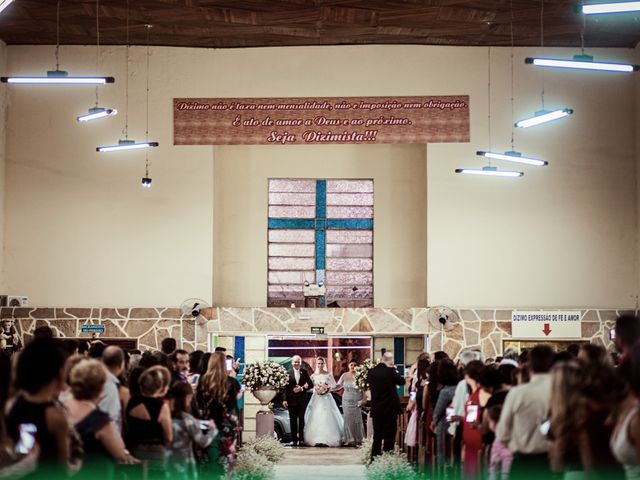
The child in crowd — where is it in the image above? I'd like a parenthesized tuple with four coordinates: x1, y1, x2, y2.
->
(488, 405, 513, 480)
(167, 382, 217, 480)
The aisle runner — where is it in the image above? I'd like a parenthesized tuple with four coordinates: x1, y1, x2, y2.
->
(274, 446, 367, 479)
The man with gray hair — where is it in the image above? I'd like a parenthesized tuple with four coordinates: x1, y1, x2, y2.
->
(367, 352, 406, 459)
(283, 355, 313, 446)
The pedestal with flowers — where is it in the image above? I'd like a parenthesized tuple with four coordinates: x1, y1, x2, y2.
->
(354, 358, 377, 398)
(354, 358, 377, 436)
(243, 360, 289, 438)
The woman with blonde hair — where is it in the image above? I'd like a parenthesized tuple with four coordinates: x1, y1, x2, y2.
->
(64, 359, 137, 478)
(195, 352, 240, 474)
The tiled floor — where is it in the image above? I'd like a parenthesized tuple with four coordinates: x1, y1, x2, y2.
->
(274, 446, 367, 479)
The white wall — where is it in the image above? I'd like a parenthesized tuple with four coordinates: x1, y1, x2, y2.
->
(2, 44, 638, 308)
(4, 45, 213, 306)
(427, 47, 638, 308)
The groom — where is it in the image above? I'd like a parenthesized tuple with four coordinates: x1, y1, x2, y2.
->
(283, 355, 313, 446)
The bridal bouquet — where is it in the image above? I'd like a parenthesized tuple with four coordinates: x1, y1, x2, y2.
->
(315, 383, 330, 396)
(243, 360, 289, 391)
(354, 358, 377, 392)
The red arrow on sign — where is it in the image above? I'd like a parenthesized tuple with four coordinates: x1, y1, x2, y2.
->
(542, 323, 552, 336)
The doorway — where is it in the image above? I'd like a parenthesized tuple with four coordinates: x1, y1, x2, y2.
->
(267, 335, 373, 379)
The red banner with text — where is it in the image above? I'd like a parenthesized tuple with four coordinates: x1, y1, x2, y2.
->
(173, 96, 469, 145)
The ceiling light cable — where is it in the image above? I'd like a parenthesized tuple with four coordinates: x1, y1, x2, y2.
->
(124, 0, 130, 140)
(512, 0, 574, 128)
(510, 0, 515, 151)
(540, 0, 545, 109)
(95, 0, 99, 107)
(456, 45, 524, 178)
(55, 0, 60, 71)
(76, 0, 118, 122)
(97, 0, 157, 152)
(476, 0, 548, 169)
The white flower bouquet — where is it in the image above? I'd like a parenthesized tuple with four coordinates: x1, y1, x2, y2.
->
(242, 360, 289, 391)
(315, 383, 329, 396)
(354, 358, 377, 392)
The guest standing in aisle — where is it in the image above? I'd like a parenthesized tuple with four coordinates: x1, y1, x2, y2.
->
(367, 352, 406, 459)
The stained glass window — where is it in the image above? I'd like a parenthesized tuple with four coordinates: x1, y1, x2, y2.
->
(268, 179, 374, 308)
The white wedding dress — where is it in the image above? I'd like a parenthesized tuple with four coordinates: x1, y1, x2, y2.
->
(303, 373, 345, 447)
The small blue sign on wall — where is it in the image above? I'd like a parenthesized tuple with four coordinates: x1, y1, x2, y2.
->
(80, 324, 105, 334)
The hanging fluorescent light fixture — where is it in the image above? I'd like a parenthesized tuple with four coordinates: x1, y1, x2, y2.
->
(477, 151, 548, 167)
(455, 47, 525, 179)
(77, 107, 117, 122)
(1, 71, 114, 85)
(0, 0, 16, 14)
(77, 0, 118, 123)
(525, 55, 639, 73)
(97, 140, 158, 152)
(98, 10, 158, 154)
(456, 167, 523, 178)
(2, 1, 116, 85)
(515, 108, 573, 128)
(582, 1, 640, 14)
(0, 0, 115, 85)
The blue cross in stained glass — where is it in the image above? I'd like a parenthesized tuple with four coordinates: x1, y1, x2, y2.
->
(268, 180, 374, 307)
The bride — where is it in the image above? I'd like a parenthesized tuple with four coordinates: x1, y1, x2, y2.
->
(303, 357, 344, 447)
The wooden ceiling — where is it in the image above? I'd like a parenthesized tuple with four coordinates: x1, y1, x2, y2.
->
(0, 1, 639, 49)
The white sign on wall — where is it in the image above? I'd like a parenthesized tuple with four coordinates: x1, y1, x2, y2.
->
(511, 311, 581, 339)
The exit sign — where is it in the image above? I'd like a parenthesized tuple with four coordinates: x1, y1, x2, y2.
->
(311, 327, 325, 334)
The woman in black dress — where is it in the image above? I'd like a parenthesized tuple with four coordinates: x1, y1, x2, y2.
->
(6, 338, 72, 478)
(126, 366, 173, 477)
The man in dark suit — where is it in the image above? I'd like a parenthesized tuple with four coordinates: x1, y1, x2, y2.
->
(282, 355, 313, 446)
(367, 352, 406, 459)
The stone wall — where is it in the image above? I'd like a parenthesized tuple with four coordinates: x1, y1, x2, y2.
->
(4, 306, 627, 358)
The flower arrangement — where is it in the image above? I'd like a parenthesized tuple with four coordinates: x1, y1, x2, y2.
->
(359, 438, 374, 466)
(243, 361, 289, 391)
(366, 450, 417, 480)
(354, 358, 377, 392)
(232, 448, 274, 480)
(242, 436, 285, 464)
(231, 435, 285, 479)
(314, 382, 329, 396)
